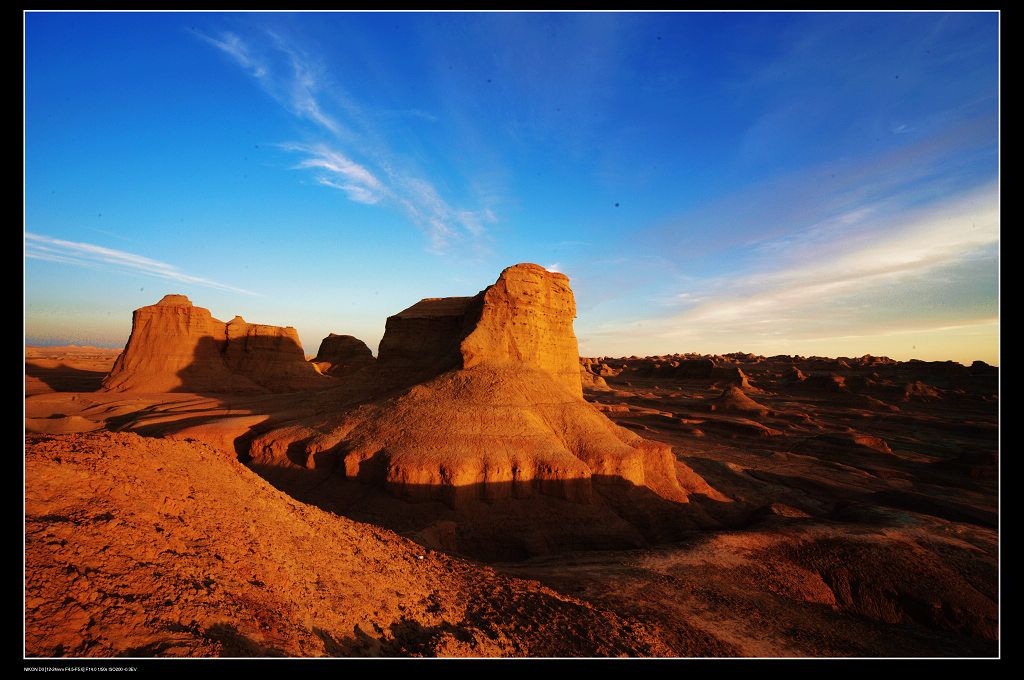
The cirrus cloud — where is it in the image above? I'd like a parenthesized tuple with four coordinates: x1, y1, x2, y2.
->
(197, 26, 495, 255)
(25, 232, 259, 295)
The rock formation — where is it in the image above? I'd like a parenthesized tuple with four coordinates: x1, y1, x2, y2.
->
(310, 333, 375, 377)
(672, 358, 717, 379)
(373, 295, 479, 387)
(373, 263, 582, 395)
(711, 365, 753, 390)
(458, 263, 583, 397)
(580, 362, 611, 391)
(245, 264, 708, 555)
(102, 295, 328, 393)
(709, 385, 769, 416)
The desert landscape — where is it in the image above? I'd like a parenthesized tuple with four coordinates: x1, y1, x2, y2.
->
(24, 263, 999, 660)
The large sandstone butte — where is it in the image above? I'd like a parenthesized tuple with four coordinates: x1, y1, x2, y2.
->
(247, 264, 714, 555)
(102, 295, 328, 394)
(373, 263, 582, 394)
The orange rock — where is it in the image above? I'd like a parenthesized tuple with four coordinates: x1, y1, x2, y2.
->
(223, 316, 328, 391)
(376, 296, 477, 385)
(248, 264, 693, 510)
(375, 264, 582, 396)
(459, 263, 582, 397)
(102, 295, 327, 393)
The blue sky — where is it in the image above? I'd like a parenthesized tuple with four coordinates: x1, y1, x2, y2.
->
(24, 11, 1000, 365)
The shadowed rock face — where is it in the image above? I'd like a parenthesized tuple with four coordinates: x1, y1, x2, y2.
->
(375, 296, 478, 386)
(102, 295, 328, 393)
(310, 333, 375, 378)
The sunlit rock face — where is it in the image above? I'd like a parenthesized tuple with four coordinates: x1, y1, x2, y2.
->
(458, 263, 583, 398)
(102, 295, 327, 393)
(375, 263, 582, 397)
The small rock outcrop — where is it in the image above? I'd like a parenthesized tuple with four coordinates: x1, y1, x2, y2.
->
(580, 362, 611, 391)
(102, 295, 328, 393)
(709, 385, 769, 416)
(310, 333, 375, 377)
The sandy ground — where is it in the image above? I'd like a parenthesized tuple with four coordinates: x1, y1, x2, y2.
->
(25, 346, 122, 397)
(24, 348, 999, 659)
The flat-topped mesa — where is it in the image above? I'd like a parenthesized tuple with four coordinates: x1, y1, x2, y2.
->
(102, 295, 328, 393)
(376, 263, 582, 396)
(102, 295, 258, 393)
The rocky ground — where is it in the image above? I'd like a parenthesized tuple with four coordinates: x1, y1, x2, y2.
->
(24, 347, 999, 660)
(26, 430, 687, 658)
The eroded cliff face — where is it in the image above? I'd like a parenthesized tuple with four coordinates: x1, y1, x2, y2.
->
(223, 317, 325, 388)
(102, 295, 327, 393)
(459, 263, 582, 398)
(375, 264, 582, 396)
(375, 296, 477, 386)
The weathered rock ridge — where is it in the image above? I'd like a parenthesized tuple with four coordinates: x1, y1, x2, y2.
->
(102, 295, 328, 394)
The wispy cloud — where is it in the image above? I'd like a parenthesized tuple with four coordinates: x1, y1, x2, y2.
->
(197, 26, 494, 254)
(735, 182, 999, 298)
(25, 233, 259, 295)
(198, 28, 341, 134)
(590, 183, 998, 352)
(798, 318, 999, 345)
(637, 106, 997, 271)
(280, 142, 385, 205)
(195, 30, 266, 78)
(392, 177, 497, 253)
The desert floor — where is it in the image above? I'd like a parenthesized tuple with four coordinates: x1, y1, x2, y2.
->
(25, 347, 998, 659)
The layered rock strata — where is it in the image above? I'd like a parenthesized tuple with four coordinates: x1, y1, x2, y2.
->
(374, 263, 582, 396)
(102, 295, 328, 393)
